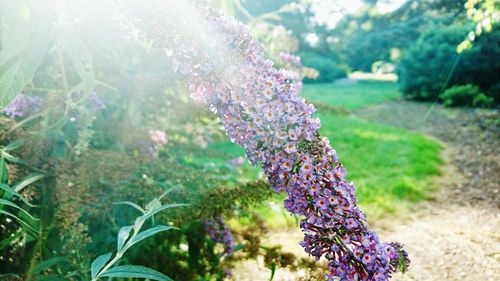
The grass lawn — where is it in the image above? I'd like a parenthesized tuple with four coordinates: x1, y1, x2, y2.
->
(175, 81, 442, 228)
(301, 80, 400, 110)
(318, 114, 442, 217)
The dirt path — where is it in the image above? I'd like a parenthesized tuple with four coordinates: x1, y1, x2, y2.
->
(233, 101, 500, 280)
(356, 101, 500, 281)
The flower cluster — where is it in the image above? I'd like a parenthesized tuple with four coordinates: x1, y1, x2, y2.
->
(70, 91, 106, 111)
(2, 94, 43, 119)
(142, 129, 168, 159)
(205, 217, 235, 256)
(279, 52, 301, 65)
(170, 3, 409, 280)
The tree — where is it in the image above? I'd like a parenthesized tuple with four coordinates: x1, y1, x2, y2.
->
(397, 23, 500, 102)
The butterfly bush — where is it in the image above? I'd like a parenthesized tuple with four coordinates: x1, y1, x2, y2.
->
(205, 217, 235, 256)
(2, 94, 43, 119)
(169, 3, 409, 280)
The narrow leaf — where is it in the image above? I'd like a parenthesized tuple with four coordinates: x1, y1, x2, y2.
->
(0, 183, 36, 207)
(33, 274, 68, 281)
(14, 173, 44, 192)
(98, 265, 173, 281)
(3, 139, 25, 152)
(90, 252, 112, 278)
(30, 256, 70, 275)
(1, 151, 27, 165)
(0, 209, 39, 233)
(117, 225, 133, 252)
(0, 230, 22, 250)
(141, 203, 189, 223)
(157, 186, 179, 200)
(122, 225, 176, 253)
(0, 198, 38, 222)
(269, 262, 276, 281)
(113, 201, 145, 214)
(0, 159, 7, 184)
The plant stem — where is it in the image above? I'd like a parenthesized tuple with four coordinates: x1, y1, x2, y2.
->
(56, 43, 69, 95)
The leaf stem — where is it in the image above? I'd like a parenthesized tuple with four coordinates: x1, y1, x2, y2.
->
(56, 42, 69, 95)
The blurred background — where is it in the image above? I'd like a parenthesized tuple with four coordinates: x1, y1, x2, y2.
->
(0, 0, 498, 280)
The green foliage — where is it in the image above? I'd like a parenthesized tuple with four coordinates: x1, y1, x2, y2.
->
(397, 23, 500, 103)
(0, 1, 277, 279)
(90, 195, 182, 281)
(301, 81, 400, 110)
(0, 0, 54, 107)
(0, 140, 42, 241)
(298, 52, 347, 83)
(441, 84, 494, 107)
(458, 0, 500, 52)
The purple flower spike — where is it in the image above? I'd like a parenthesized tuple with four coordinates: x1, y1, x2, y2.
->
(205, 217, 235, 256)
(2, 94, 43, 119)
(173, 4, 409, 280)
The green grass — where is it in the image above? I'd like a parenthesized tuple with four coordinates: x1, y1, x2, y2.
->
(301, 80, 400, 110)
(176, 81, 442, 228)
(318, 114, 442, 216)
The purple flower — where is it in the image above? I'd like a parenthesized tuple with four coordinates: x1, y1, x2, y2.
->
(282, 159, 293, 171)
(2, 94, 43, 119)
(316, 198, 328, 210)
(70, 91, 106, 110)
(283, 142, 297, 154)
(205, 217, 235, 256)
(88, 92, 106, 110)
(345, 218, 359, 230)
(141, 129, 168, 159)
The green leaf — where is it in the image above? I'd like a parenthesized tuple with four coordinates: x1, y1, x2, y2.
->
(56, 26, 95, 94)
(133, 203, 187, 233)
(269, 262, 276, 281)
(122, 225, 176, 253)
(98, 265, 173, 281)
(33, 275, 68, 281)
(0, 183, 36, 207)
(0, 159, 7, 184)
(13, 173, 44, 192)
(0, 209, 39, 233)
(140, 203, 188, 223)
(0, 0, 54, 107)
(90, 252, 112, 279)
(30, 256, 70, 275)
(0, 198, 38, 222)
(113, 201, 145, 214)
(1, 151, 26, 165)
(3, 139, 25, 152)
(0, 229, 22, 250)
(117, 225, 133, 252)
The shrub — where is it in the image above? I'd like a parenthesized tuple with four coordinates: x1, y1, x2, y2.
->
(397, 23, 500, 103)
(298, 51, 348, 83)
(487, 82, 500, 102)
(440, 84, 494, 107)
